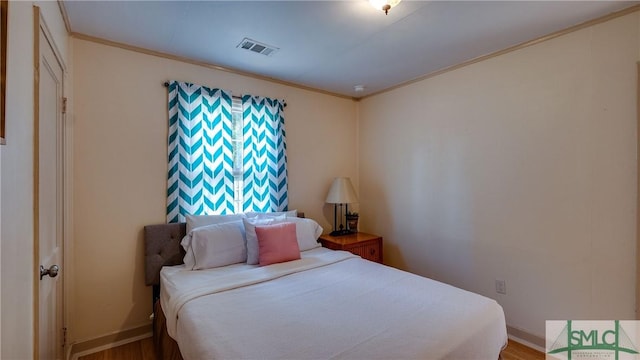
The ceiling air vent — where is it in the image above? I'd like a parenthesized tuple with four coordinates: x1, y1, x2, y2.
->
(236, 38, 279, 57)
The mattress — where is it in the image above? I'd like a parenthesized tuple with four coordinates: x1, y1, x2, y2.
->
(160, 247, 507, 359)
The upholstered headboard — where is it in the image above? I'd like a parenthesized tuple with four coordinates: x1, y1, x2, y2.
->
(144, 222, 187, 287)
(144, 222, 187, 307)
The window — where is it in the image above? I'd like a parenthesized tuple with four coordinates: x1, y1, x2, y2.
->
(231, 98, 244, 213)
(166, 81, 288, 223)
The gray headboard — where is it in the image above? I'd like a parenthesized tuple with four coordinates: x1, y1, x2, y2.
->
(144, 222, 186, 287)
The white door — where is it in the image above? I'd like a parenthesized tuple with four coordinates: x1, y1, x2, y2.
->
(37, 19, 64, 360)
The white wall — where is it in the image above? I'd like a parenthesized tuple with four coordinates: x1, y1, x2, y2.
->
(70, 38, 357, 343)
(359, 12, 638, 341)
(0, 2, 68, 359)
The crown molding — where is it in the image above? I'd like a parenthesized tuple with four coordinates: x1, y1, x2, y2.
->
(57, 0, 71, 34)
(70, 32, 358, 102)
(361, 4, 640, 100)
(65, 3, 640, 102)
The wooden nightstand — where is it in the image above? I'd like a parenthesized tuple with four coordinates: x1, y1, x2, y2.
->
(318, 232, 383, 264)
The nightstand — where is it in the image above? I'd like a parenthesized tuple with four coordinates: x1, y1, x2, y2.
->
(318, 232, 383, 264)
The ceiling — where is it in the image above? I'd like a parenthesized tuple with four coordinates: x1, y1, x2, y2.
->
(63, 1, 638, 98)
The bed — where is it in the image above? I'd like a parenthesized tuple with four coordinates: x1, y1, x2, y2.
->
(144, 216, 508, 360)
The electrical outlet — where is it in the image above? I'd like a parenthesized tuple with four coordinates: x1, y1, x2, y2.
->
(495, 279, 506, 295)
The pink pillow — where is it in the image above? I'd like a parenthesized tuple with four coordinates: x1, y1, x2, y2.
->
(255, 222, 300, 266)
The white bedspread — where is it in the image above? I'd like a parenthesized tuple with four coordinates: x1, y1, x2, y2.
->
(160, 248, 507, 360)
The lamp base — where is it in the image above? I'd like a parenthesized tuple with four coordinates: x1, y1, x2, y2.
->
(329, 229, 356, 237)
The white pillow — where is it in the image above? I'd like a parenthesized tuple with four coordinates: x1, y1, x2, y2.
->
(244, 209, 297, 218)
(283, 216, 323, 251)
(181, 233, 197, 270)
(186, 221, 247, 270)
(243, 215, 286, 265)
(182, 214, 246, 269)
(186, 213, 246, 234)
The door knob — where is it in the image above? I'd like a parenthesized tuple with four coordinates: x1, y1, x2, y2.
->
(40, 265, 59, 280)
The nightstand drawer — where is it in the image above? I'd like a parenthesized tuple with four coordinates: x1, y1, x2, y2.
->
(318, 232, 383, 264)
(348, 243, 381, 263)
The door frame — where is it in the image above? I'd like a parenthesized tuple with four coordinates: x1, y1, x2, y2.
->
(33, 6, 70, 358)
(637, 62, 640, 320)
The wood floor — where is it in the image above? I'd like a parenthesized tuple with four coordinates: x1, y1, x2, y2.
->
(502, 340, 545, 360)
(79, 338, 544, 360)
(78, 337, 155, 360)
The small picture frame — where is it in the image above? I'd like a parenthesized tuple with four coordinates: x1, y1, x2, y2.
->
(0, 0, 7, 145)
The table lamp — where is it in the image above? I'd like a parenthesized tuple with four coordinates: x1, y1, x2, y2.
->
(325, 177, 358, 236)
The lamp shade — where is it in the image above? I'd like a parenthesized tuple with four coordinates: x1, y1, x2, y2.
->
(325, 177, 358, 204)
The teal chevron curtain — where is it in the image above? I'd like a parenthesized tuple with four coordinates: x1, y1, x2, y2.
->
(241, 95, 288, 212)
(167, 81, 235, 223)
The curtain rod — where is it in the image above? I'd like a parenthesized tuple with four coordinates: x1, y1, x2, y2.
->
(163, 82, 286, 107)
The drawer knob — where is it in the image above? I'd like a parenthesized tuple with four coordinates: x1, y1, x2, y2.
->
(370, 248, 376, 255)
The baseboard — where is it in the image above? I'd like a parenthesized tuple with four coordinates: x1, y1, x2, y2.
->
(507, 325, 545, 353)
(67, 324, 152, 360)
(66, 322, 543, 358)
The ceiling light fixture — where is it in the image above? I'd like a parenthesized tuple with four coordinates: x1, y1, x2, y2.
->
(369, 0, 401, 15)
